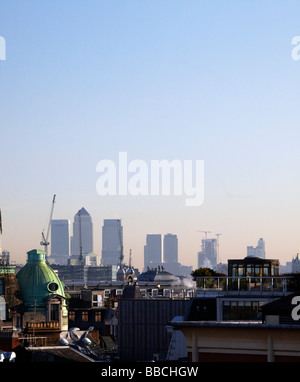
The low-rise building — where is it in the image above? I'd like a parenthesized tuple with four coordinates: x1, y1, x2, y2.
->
(172, 291, 300, 362)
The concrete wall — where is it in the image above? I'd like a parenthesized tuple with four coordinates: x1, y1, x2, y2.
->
(179, 324, 300, 362)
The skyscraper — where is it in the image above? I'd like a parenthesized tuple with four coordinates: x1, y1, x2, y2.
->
(257, 238, 266, 259)
(102, 219, 123, 266)
(70, 208, 93, 258)
(163, 234, 178, 264)
(197, 238, 218, 268)
(247, 238, 266, 259)
(144, 234, 162, 269)
(51, 219, 70, 265)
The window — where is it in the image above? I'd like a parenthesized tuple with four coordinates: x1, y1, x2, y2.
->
(231, 265, 237, 277)
(255, 266, 261, 276)
(82, 311, 88, 322)
(95, 311, 101, 322)
(50, 304, 59, 321)
(263, 265, 269, 276)
(69, 311, 75, 321)
(222, 300, 264, 320)
(48, 282, 59, 292)
(92, 294, 103, 307)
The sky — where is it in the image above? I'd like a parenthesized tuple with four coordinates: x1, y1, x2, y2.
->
(0, 0, 299, 270)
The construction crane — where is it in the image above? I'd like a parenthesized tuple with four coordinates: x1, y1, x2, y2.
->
(197, 230, 211, 257)
(40, 194, 56, 261)
(197, 230, 211, 240)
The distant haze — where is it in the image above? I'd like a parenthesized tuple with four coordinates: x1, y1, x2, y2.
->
(0, 1, 299, 269)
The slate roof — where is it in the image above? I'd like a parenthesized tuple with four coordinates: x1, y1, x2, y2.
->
(26, 345, 95, 362)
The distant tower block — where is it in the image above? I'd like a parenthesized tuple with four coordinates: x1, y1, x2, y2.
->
(102, 219, 123, 266)
(70, 207, 93, 258)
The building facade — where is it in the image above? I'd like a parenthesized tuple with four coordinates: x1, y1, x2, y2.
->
(101, 219, 123, 266)
(228, 256, 279, 278)
(16, 249, 68, 332)
(163, 234, 178, 264)
(292, 253, 300, 273)
(144, 234, 162, 269)
(50, 219, 70, 265)
(118, 295, 190, 361)
(198, 238, 218, 268)
(171, 320, 300, 362)
(172, 291, 300, 362)
(247, 238, 266, 259)
(70, 208, 93, 258)
(51, 263, 118, 283)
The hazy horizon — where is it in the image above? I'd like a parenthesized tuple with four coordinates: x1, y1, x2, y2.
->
(1, 1, 299, 270)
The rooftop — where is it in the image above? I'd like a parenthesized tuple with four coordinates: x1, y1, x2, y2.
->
(75, 207, 90, 216)
(170, 320, 300, 330)
(16, 249, 66, 310)
(138, 267, 180, 283)
(26, 345, 95, 362)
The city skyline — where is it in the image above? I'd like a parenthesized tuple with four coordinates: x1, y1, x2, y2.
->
(30, 204, 287, 272)
(1, 1, 299, 270)
(0, 195, 298, 271)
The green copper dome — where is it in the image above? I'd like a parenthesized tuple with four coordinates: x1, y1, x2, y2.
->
(16, 249, 66, 312)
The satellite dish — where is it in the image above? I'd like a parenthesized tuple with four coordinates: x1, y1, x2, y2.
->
(82, 337, 91, 345)
(60, 338, 69, 346)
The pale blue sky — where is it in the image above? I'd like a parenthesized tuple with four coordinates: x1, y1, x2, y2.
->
(0, 1, 300, 269)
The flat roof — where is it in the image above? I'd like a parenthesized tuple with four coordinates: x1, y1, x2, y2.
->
(170, 320, 300, 330)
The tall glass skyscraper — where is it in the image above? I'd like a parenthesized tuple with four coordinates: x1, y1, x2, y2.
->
(163, 234, 178, 264)
(102, 219, 123, 266)
(144, 234, 162, 269)
(70, 207, 93, 257)
(50, 219, 70, 265)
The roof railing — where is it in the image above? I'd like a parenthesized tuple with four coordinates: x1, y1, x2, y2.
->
(194, 276, 295, 294)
